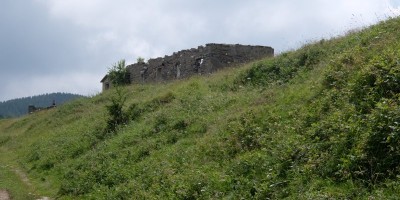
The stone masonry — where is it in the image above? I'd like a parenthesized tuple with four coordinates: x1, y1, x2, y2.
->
(101, 43, 274, 91)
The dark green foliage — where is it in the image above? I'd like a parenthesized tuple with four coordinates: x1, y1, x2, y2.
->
(105, 87, 128, 134)
(357, 100, 400, 183)
(350, 51, 400, 113)
(0, 135, 11, 146)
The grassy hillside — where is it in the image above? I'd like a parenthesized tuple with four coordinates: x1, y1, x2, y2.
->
(1, 17, 400, 199)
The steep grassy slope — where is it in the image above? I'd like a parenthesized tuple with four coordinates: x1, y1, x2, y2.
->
(1, 17, 400, 199)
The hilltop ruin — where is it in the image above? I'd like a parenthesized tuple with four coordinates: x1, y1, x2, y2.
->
(101, 43, 274, 91)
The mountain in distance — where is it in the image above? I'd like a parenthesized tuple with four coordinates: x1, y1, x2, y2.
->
(0, 92, 85, 118)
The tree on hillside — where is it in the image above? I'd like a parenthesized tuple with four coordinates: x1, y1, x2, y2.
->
(105, 86, 128, 134)
(103, 59, 131, 135)
(108, 59, 130, 86)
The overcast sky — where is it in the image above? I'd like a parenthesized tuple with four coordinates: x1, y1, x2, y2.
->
(0, 0, 399, 101)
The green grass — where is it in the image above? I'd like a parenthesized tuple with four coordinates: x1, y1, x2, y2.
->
(1, 16, 400, 199)
(0, 151, 34, 200)
(0, 119, 36, 199)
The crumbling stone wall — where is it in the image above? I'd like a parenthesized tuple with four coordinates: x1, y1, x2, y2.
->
(101, 43, 273, 89)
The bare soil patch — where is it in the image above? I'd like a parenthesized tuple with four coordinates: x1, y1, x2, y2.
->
(0, 190, 10, 200)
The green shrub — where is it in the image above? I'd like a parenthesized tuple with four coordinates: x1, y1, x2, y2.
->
(105, 87, 128, 134)
(108, 59, 130, 86)
(227, 111, 265, 152)
(350, 51, 400, 113)
(356, 100, 400, 184)
(0, 135, 10, 146)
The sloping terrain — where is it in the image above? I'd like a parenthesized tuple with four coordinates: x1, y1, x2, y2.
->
(1, 17, 400, 199)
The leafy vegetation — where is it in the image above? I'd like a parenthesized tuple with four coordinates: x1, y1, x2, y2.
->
(1, 17, 400, 199)
(137, 56, 145, 63)
(107, 59, 130, 86)
(104, 87, 129, 134)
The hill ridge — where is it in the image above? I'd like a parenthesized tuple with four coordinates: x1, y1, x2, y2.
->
(0, 92, 85, 118)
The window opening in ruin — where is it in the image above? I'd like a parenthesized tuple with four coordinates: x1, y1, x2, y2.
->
(140, 66, 148, 83)
(140, 71, 145, 82)
(105, 83, 110, 90)
(176, 65, 181, 78)
(195, 58, 203, 74)
(126, 73, 131, 84)
(157, 67, 162, 80)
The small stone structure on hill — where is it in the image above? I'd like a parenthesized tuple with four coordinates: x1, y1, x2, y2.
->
(28, 100, 56, 114)
(101, 43, 274, 91)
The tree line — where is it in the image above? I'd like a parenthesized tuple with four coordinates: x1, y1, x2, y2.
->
(0, 92, 85, 118)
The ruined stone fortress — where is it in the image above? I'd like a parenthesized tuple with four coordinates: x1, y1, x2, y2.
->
(101, 43, 274, 91)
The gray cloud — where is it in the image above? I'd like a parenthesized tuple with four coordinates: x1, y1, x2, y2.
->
(1, 1, 86, 75)
(0, 0, 398, 101)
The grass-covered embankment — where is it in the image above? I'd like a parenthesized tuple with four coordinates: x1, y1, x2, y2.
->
(1, 17, 400, 199)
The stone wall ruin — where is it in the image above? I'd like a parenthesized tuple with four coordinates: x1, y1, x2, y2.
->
(101, 43, 274, 90)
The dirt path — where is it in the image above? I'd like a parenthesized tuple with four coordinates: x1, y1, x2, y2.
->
(13, 168, 31, 187)
(1, 165, 51, 200)
(1, 146, 51, 199)
(0, 190, 10, 200)
(13, 168, 52, 200)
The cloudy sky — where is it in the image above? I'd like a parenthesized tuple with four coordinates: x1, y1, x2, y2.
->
(1, 0, 399, 101)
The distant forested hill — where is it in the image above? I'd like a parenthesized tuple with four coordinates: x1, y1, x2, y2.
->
(0, 93, 85, 118)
